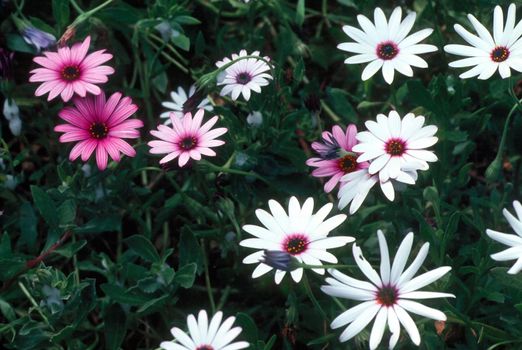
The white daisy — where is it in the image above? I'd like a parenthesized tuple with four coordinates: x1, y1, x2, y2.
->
(160, 310, 249, 350)
(240, 197, 353, 284)
(486, 200, 522, 274)
(321, 231, 454, 349)
(215, 50, 267, 84)
(338, 7, 437, 84)
(160, 85, 213, 124)
(216, 51, 272, 101)
(444, 3, 522, 80)
(352, 111, 438, 183)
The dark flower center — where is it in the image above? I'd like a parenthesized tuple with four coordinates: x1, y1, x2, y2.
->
(385, 138, 406, 156)
(337, 154, 358, 173)
(89, 122, 108, 139)
(284, 234, 309, 255)
(61, 65, 81, 81)
(196, 346, 214, 350)
(376, 41, 399, 60)
(179, 136, 197, 150)
(376, 285, 398, 307)
(236, 72, 252, 84)
(491, 46, 510, 63)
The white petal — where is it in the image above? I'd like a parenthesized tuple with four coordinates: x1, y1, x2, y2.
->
(380, 180, 395, 201)
(390, 232, 414, 283)
(338, 304, 381, 342)
(454, 24, 491, 51)
(377, 230, 391, 284)
(394, 305, 420, 345)
(394, 12, 416, 43)
(397, 299, 447, 321)
(397, 242, 429, 286)
(369, 307, 388, 350)
(400, 291, 455, 299)
(493, 5, 504, 44)
(486, 229, 522, 246)
(400, 266, 452, 293)
(382, 60, 395, 84)
(352, 243, 382, 286)
(330, 300, 376, 329)
(361, 60, 384, 80)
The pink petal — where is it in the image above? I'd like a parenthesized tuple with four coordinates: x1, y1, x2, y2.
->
(96, 143, 108, 170)
(71, 36, 91, 63)
(81, 50, 113, 69)
(103, 138, 121, 162)
(81, 140, 98, 161)
(111, 138, 136, 157)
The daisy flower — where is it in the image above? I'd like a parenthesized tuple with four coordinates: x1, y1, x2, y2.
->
(352, 111, 438, 183)
(29, 36, 114, 102)
(306, 124, 370, 194)
(160, 85, 213, 123)
(54, 92, 143, 170)
(148, 109, 227, 167)
(338, 7, 437, 84)
(486, 200, 522, 274)
(444, 4, 522, 79)
(216, 50, 272, 101)
(160, 310, 249, 350)
(321, 231, 454, 349)
(240, 197, 353, 284)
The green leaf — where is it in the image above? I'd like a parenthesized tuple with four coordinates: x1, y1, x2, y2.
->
(171, 33, 190, 51)
(174, 263, 197, 288)
(19, 202, 38, 251)
(104, 304, 127, 350)
(52, 0, 70, 31)
(0, 257, 26, 281)
(101, 284, 150, 305)
(75, 215, 122, 234)
(30, 185, 58, 227)
(179, 230, 203, 273)
(174, 15, 201, 25)
(57, 199, 76, 226)
(236, 313, 258, 343)
(124, 235, 160, 263)
(6, 34, 35, 54)
(54, 240, 87, 258)
(295, 0, 305, 27)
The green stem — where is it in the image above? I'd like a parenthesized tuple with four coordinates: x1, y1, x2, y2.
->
(201, 239, 216, 313)
(69, 0, 85, 14)
(320, 101, 341, 123)
(302, 273, 328, 321)
(144, 37, 189, 74)
(70, 0, 114, 27)
(19, 282, 54, 330)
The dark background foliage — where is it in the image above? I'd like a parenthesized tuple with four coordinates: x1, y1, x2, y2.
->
(1, 0, 522, 349)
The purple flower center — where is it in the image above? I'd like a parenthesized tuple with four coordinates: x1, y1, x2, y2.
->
(89, 122, 108, 139)
(236, 72, 252, 85)
(376, 285, 399, 306)
(337, 154, 357, 173)
(385, 138, 406, 156)
(62, 65, 81, 81)
(376, 41, 399, 60)
(196, 346, 214, 350)
(179, 136, 197, 150)
(283, 234, 309, 255)
(491, 46, 509, 63)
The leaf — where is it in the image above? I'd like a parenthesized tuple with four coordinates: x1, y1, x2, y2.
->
(295, 0, 305, 27)
(19, 202, 38, 251)
(174, 263, 197, 288)
(52, 0, 70, 31)
(171, 33, 190, 51)
(104, 304, 127, 350)
(0, 257, 26, 281)
(179, 230, 203, 273)
(236, 313, 258, 343)
(174, 15, 201, 25)
(101, 284, 150, 305)
(30, 185, 58, 227)
(57, 199, 76, 226)
(6, 34, 35, 54)
(54, 240, 87, 258)
(124, 235, 160, 263)
(75, 215, 122, 234)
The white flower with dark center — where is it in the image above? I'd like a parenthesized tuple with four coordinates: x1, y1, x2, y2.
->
(486, 200, 522, 274)
(444, 4, 522, 79)
(160, 310, 249, 350)
(321, 231, 454, 349)
(216, 51, 272, 101)
(352, 111, 438, 184)
(240, 197, 353, 284)
(160, 85, 213, 124)
(338, 7, 437, 84)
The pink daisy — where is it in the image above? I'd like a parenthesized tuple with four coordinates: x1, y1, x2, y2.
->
(306, 125, 369, 193)
(148, 109, 228, 167)
(54, 92, 143, 170)
(29, 36, 114, 102)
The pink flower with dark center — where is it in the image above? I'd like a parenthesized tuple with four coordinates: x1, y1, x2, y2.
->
(148, 109, 227, 167)
(306, 125, 369, 193)
(54, 92, 142, 170)
(29, 36, 114, 102)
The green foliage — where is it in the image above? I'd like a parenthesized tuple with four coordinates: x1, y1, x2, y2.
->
(1, 0, 522, 349)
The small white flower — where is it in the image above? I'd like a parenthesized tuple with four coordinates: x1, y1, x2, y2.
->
(338, 7, 437, 84)
(216, 50, 272, 101)
(444, 3, 522, 79)
(337, 169, 378, 214)
(240, 197, 353, 284)
(3, 98, 19, 121)
(321, 231, 454, 349)
(160, 310, 249, 350)
(486, 200, 522, 274)
(246, 111, 263, 126)
(160, 85, 213, 124)
(352, 111, 438, 183)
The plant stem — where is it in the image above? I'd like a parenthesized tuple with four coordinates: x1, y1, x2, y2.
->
(18, 281, 54, 330)
(302, 273, 328, 321)
(201, 239, 216, 313)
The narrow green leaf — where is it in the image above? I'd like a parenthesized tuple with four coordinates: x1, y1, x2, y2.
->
(30, 186, 58, 227)
(104, 304, 127, 350)
(124, 235, 160, 263)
